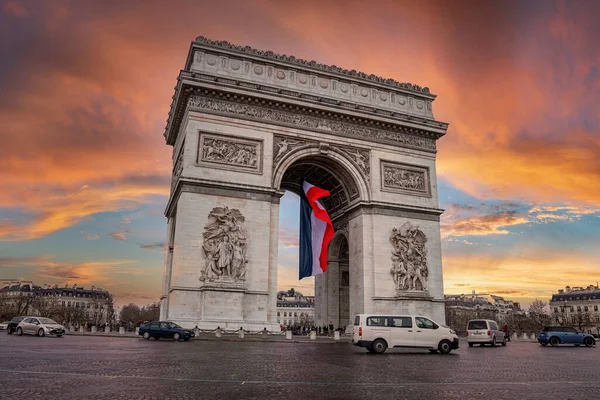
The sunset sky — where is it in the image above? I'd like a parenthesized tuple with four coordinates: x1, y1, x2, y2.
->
(1, 0, 598, 309)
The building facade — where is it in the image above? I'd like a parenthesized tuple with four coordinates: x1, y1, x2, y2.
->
(0, 281, 114, 325)
(550, 285, 600, 334)
(276, 290, 315, 329)
(445, 292, 522, 323)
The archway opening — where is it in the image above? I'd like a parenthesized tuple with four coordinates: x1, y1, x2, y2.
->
(275, 154, 360, 331)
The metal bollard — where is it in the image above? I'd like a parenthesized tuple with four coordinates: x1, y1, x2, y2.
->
(238, 327, 244, 339)
(79, 326, 85, 333)
(285, 330, 293, 340)
(310, 330, 316, 340)
(91, 326, 97, 333)
(104, 325, 110, 333)
(135, 327, 139, 335)
(334, 331, 340, 341)
(119, 327, 125, 335)
(216, 327, 222, 338)
(262, 328, 268, 339)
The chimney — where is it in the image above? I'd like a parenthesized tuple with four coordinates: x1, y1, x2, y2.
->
(91, 286, 96, 291)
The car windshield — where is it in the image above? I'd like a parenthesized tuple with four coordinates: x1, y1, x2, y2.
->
(468, 321, 488, 330)
(38, 318, 58, 324)
(169, 323, 182, 329)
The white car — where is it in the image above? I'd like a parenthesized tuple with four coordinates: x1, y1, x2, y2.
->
(352, 314, 459, 354)
(466, 319, 506, 347)
(16, 317, 66, 337)
(0, 321, 8, 330)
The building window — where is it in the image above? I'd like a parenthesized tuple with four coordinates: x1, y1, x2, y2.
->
(596, 315, 600, 323)
(584, 306, 589, 312)
(62, 301, 65, 307)
(570, 307, 574, 312)
(554, 307, 558, 313)
(577, 306, 581, 312)
(595, 306, 598, 312)
(284, 312, 287, 317)
(277, 312, 280, 316)
(68, 301, 71, 307)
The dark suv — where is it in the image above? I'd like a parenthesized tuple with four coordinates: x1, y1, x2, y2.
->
(6, 316, 26, 335)
(538, 326, 596, 347)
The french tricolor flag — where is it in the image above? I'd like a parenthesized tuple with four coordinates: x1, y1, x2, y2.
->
(299, 181, 335, 280)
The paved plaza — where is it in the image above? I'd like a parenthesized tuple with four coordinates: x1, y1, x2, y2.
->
(0, 334, 598, 399)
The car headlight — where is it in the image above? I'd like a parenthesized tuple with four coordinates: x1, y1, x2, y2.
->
(450, 330, 456, 335)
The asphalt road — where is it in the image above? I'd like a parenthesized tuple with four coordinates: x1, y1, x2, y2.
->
(0, 334, 598, 399)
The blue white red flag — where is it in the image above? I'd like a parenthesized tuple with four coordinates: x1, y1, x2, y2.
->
(299, 181, 335, 280)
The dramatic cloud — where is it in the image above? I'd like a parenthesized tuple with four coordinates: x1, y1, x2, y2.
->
(80, 231, 99, 240)
(140, 242, 165, 251)
(108, 232, 127, 241)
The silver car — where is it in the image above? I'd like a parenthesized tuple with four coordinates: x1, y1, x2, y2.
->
(466, 319, 507, 347)
(16, 317, 66, 337)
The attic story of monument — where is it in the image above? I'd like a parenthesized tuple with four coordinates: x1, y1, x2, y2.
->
(159, 36, 449, 330)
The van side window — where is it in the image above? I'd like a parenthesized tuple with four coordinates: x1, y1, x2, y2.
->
(390, 317, 412, 328)
(415, 317, 435, 329)
(354, 316, 360, 325)
(489, 322, 498, 331)
(366, 317, 389, 327)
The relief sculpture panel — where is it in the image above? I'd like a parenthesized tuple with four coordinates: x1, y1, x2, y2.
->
(381, 161, 430, 197)
(200, 206, 248, 283)
(198, 132, 263, 174)
(389, 222, 428, 292)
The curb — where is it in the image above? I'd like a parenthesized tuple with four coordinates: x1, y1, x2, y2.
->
(64, 332, 353, 343)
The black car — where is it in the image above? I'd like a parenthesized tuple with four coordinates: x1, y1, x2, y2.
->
(139, 321, 195, 341)
(6, 316, 26, 335)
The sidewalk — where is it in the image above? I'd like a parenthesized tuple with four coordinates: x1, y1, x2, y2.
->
(65, 331, 353, 343)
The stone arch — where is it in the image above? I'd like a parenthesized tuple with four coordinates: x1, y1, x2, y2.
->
(272, 144, 371, 204)
(328, 229, 349, 261)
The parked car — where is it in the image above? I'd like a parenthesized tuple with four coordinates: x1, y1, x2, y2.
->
(0, 321, 8, 331)
(138, 321, 195, 341)
(466, 319, 507, 347)
(16, 317, 65, 337)
(352, 314, 459, 354)
(538, 326, 596, 347)
(6, 316, 26, 335)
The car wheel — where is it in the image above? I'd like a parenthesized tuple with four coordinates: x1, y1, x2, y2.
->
(550, 337, 560, 347)
(143, 332, 150, 340)
(438, 340, 452, 354)
(366, 345, 375, 353)
(371, 339, 387, 354)
(491, 336, 497, 347)
(16, 327, 23, 336)
(173, 332, 181, 341)
(38, 329, 45, 337)
(584, 337, 595, 347)
(468, 342, 474, 347)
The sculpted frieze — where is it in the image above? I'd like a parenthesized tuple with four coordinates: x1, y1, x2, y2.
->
(200, 206, 248, 283)
(381, 161, 430, 197)
(339, 147, 370, 177)
(390, 222, 428, 292)
(198, 133, 262, 174)
(188, 96, 436, 151)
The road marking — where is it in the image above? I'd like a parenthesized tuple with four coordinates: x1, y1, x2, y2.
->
(0, 369, 597, 388)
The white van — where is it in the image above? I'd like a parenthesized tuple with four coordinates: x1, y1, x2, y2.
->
(352, 314, 459, 354)
(466, 319, 507, 347)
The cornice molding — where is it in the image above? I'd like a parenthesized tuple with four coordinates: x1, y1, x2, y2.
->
(190, 36, 433, 96)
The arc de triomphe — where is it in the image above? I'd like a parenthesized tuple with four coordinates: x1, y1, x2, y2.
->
(159, 36, 449, 331)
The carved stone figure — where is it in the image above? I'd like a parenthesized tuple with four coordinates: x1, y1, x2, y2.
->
(382, 164, 428, 194)
(201, 136, 259, 169)
(274, 136, 302, 162)
(200, 206, 248, 282)
(389, 222, 428, 291)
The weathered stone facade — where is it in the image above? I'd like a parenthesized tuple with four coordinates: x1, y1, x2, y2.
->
(160, 36, 449, 330)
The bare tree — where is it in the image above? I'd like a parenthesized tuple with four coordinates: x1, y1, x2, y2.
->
(31, 296, 59, 319)
(119, 303, 141, 326)
(528, 299, 550, 331)
(574, 310, 591, 331)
